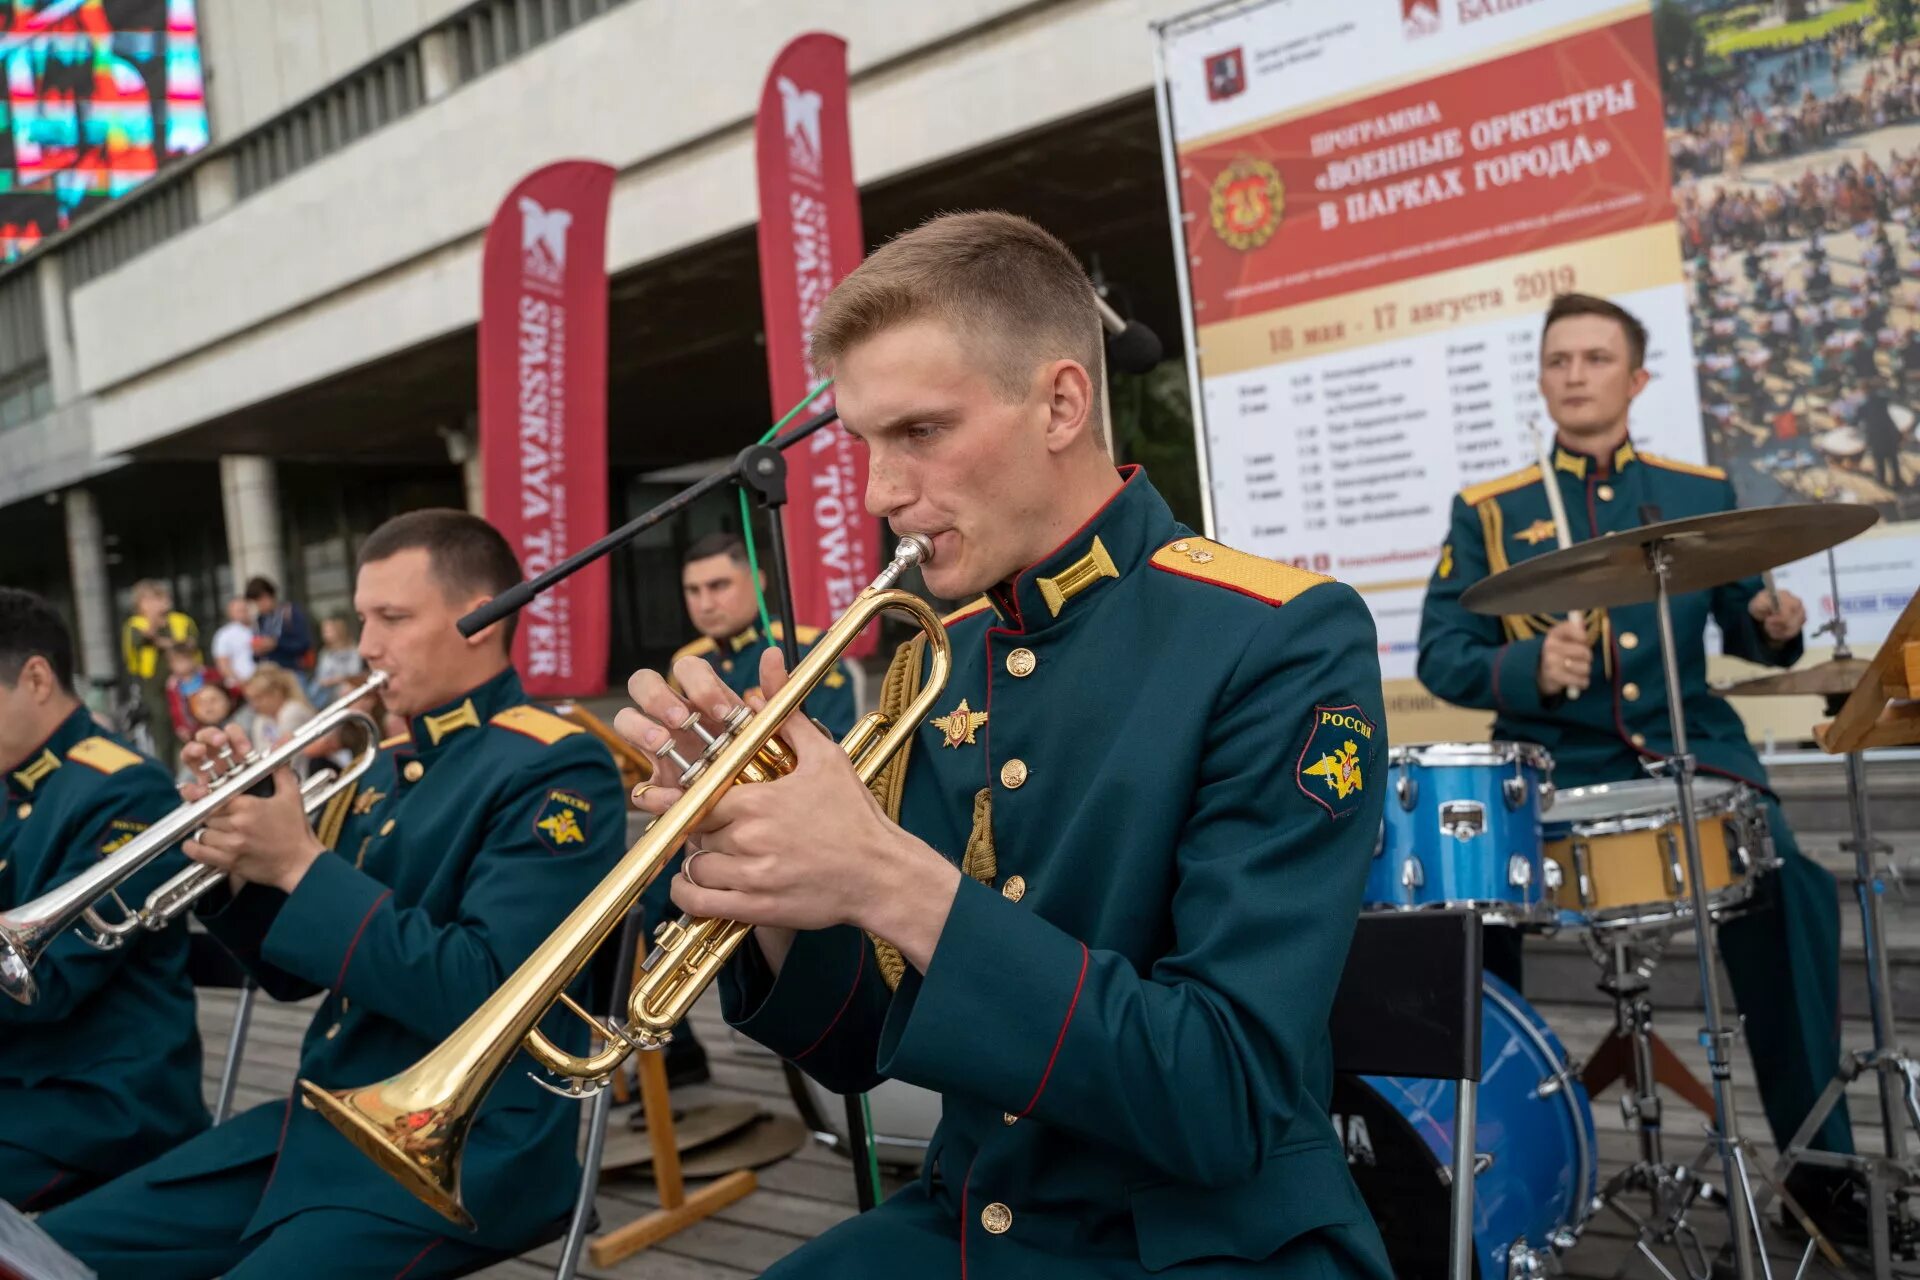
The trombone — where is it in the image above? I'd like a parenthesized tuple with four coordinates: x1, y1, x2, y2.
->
(0, 673, 389, 1006)
(301, 536, 951, 1228)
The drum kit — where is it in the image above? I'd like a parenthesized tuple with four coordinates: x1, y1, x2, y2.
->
(787, 501, 1915, 1280)
(1351, 499, 1919, 1280)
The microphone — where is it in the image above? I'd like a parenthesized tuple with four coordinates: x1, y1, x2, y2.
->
(1094, 294, 1163, 375)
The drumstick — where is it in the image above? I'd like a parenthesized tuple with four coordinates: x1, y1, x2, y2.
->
(1531, 421, 1584, 699)
(1761, 568, 1781, 616)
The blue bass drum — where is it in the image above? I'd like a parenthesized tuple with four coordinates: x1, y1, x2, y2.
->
(1367, 742, 1556, 927)
(1331, 975, 1595, 1278)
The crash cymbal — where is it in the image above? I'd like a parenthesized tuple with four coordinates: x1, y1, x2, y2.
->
(600, 1101, 762, 1172)
(1461, 504, 1878, 616)
(1720, 657, 1874, 697)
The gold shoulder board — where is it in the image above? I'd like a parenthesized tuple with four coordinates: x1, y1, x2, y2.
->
(378, 732, 411, 749)
(1460, 463, 1543, 508)
(1640, 452, 1727, 481)
(792, 623, 822, 645)
(941, 597, 993, 626)
(490, 705, 585, 746)
(1150, 538, 1333, 606)
(670, 635, 720, 665)
(67, 736, 144, 776)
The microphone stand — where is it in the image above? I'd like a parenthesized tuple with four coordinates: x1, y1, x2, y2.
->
(458, 405, 887, 1215)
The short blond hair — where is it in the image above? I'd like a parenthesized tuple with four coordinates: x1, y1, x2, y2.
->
(809, 211, 1105, 448)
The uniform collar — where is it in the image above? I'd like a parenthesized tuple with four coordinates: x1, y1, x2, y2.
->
(989, 466, 1176, 634)
(6, 706, 94, 802)
(407, 667, 523, 754)
(1553, 435, 1638, 480)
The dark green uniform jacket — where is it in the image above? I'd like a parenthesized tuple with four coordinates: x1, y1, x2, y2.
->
(1417, 439, 1800, 791)
(724, 469, 1394, 1277)
(173, 668, 624, 1250)
(0, 708, 206, 1197)
(673, 620, 858, 739)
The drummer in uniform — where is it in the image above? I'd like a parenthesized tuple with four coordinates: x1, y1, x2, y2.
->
(1418, 292, 1870, 1250)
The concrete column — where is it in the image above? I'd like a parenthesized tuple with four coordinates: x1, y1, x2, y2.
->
(62, 488, 116, 683)
(420, 28, 458, 102)
(36, 256, 79, 404)
(192, 154, 240, 221)
(219, 455, 286, 590)
(448, 415, 483, 515)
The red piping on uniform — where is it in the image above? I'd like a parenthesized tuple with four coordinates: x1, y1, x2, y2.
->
(794, 935, 867, 1062)
(19, 1169, 65, 1210)
(1019, 942, 1089, 1116)
(333, 890, 393, 993)
(392, 1237, 444, 1279)
(261, 1094, 296, 1195)
(959, 1154, 979, 1280)
(981, 630, 998, 790)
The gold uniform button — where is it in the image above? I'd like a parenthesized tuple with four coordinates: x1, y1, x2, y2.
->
(379, 819, 396, 836)
(403, 761, 425, 782)
(999, 759, 1028, 790)
(1001, 875, 1026, 903)
(1170, 540, 1191, 553)
(1619, 631, 1638, 650)
(1631, 733, 1647, 748)
(1006, 648, 1037, 678)
(15, 803, 29, 820)
(1002, 1112, 1019, 1126)
(981, 1202, 1012, 1234)
(1597, 484, 1615, 501)
(1622, 682, 1640, 702)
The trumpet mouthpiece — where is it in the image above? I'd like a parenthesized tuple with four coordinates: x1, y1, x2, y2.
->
(897, 533, 934, 565)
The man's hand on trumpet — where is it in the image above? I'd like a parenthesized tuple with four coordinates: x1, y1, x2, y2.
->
(615, 646, 962, 975)
(179, 722, 325, 895)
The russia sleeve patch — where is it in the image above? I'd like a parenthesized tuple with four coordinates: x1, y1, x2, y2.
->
(1296, 704, 1377, 820)
(532, 789, 593, 853)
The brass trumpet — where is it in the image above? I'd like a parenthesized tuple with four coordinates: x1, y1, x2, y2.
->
(0, 673, 389, 1005)
(301, 536, 951, 1228)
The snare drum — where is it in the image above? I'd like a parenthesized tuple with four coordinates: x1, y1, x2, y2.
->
(1543, 778, 1767, 927)
(1367, 743, 1556, 926)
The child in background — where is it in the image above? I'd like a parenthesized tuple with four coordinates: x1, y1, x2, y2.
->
(163, 647, 233, 772)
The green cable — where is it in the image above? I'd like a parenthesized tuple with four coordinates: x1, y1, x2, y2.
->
(738, 378, 835, 650)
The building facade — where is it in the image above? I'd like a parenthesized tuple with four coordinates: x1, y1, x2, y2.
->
(0, 0, 1195, 693)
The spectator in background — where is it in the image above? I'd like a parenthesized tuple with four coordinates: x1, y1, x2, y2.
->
(209, 597, 257, 687)
(120, 580, 197, 773)
(1862, 389, 1907, 492)
(162, 647, 230, 769)
(311, 616, 367, 707)
(244, 577, 314, 686)
(242, 665, 315, 760)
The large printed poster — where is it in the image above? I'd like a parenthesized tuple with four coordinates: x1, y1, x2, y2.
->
(1158, 0, 1920, 742)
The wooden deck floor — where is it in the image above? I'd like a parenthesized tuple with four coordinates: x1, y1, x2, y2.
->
(194, 969, 1907, 1279)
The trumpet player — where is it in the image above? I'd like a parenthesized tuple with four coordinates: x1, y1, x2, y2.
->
(0, 588, 207, 1211)
(619, 213, 1395, 1278)
(40, 511, 625, 1279)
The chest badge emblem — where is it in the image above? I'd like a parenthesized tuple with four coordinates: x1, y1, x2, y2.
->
(930, 699, 990, 749)
(1515, 518, 1559, 546)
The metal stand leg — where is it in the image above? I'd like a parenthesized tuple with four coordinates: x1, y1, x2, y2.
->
(1651, 547, 1768, 1280)
(214, 979, 257, 1124)
(555, 909, 645, 1280)
(1451, 1078, 1477, 1280)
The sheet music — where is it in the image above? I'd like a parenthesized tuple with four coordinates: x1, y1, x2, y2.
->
(0, 1198, 94, 1280)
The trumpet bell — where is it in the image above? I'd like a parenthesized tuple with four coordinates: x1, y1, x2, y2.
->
(0, 933, 35, 1005)
(299, 1079, 476, 1230)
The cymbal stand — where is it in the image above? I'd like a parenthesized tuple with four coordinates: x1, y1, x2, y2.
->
(1588, 929, 1723, 1280)
(1767, 550, 1920, 1280)
(1649, 536, 1769, 1280)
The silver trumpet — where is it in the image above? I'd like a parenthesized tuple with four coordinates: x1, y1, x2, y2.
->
(0, 672, 390, 1005)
